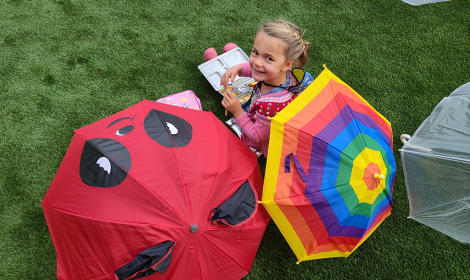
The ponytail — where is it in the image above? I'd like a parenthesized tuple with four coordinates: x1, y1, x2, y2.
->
(297, 40, 311, 68)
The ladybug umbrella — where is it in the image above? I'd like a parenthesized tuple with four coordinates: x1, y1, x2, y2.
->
(41, 100, 270, 280)
(260, 66, 396, 263)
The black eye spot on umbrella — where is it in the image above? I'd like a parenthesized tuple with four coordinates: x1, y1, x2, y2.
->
(144, 109, 193, 148)
(116, 125, 134, 136)
(210, 180, 256, 226)
(79, 138, 131, 188)
(115, 241, 175, 280)
(107, 116, 136, 136)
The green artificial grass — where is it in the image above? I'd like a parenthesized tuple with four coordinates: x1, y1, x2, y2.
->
(1, 0, 469, 279)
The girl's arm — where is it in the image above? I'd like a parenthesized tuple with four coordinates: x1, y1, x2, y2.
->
(235, 113, 270, 144)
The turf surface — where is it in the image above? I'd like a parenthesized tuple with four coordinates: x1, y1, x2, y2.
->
(1, 0, 469, 279)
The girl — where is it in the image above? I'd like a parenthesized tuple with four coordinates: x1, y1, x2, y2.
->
(220, 19, 314, 157)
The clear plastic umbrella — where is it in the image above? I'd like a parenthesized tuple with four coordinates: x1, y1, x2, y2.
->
(401, 0, 451, 6)
(400, 82, 470, 243)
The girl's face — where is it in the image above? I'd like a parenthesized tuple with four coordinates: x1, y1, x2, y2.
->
(249, 31, 294, 85)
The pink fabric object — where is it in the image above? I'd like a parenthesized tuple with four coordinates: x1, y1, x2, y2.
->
(240, 62, 253, 77)
(203, 47, 218, 62)
(223, 43, 238, 53)
(156, 90, 202, 111)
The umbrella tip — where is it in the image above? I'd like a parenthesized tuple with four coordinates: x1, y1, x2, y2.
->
(374, 173, 385, 180)
(296, 261, 300, 265)
(323, 64, 327, 69)
(258, 201, 262, 204)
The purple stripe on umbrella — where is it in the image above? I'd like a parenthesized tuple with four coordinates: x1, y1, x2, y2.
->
(313, 106, 390, 145)
(305, 192, 366, 238)
(305, 138, 328, 194)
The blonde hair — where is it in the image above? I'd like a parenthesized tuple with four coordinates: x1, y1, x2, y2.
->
(258, 19, 310, 68)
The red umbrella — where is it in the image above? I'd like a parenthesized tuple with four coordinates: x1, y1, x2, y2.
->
(41, 100, 270, 280)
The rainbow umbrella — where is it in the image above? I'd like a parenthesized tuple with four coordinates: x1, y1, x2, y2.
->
(260, 66, 396, 263)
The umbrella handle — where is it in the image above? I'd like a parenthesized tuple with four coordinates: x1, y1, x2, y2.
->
(285, 153, 308, 183)
(400, 134, 411, 144)
(400, 134, 432, 152)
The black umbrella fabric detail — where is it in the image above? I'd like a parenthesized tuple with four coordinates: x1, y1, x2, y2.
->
(115, 241, 175, 280)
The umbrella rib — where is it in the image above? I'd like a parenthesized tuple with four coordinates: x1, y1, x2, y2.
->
(125, 170, 189, 224)
(41, 204, 188, 230)
(163, 236, 197, 279)
(333, 94, 369, 160)
(201, 214, 272, 231)
(167, 144, 194, 220)
(311, 134, 359, 169)
(270, 179, 353, 200)
(196, 114, 223, 223)
(198, 231, 250, 275)
(149, 113, 195, 221)
(192, 236, 204, 280)
(410, 197, 470, 217)
(287, 127, 359, 166)
(70, 132, 191, 225)
(195, 114, 260, 223)
(343, 101, 368, 156)
(400, 148, 470, 164)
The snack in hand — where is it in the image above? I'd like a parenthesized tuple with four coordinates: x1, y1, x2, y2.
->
(247, 81, 257, 88)
(225, 85, 233, 116)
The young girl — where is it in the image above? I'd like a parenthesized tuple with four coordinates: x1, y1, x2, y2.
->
(220, 19, 314, 157)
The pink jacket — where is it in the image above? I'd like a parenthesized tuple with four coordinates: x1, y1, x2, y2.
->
(235, 62, 313, 157)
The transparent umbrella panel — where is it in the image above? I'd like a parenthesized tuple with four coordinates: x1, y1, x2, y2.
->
(401, 0, 451, 6)
(406, 94, 470, 159)
(449, 81, 470, 97)
(400, 82, 470, 244)
(401, 151, 470, 243)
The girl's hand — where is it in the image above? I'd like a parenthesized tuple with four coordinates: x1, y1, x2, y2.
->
(222, 91, 244, 118)
(220, 64, 243, 89)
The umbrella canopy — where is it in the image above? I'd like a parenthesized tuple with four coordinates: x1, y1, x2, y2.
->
(41, 100, 270, 280)
(401, 0, 451, 6)
(400, 82, 470, 244)
(261, 67, 396, 263)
